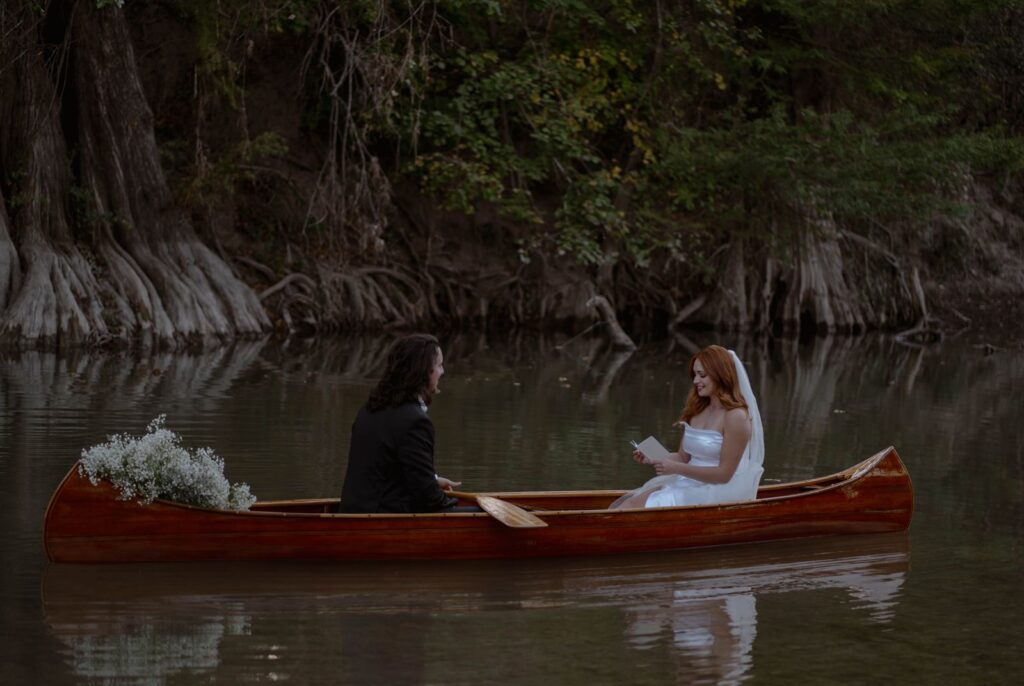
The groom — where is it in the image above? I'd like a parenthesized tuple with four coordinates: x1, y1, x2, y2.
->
(340, 333, 466, 513)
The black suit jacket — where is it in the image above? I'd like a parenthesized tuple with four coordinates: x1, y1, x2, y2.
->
(340, 402, 457, 513)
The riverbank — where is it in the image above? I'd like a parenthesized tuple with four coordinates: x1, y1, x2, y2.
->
(929, 276, 1024, 352)
(2, 2, 1022, 349)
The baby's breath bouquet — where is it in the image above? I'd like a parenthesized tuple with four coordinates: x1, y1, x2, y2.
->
(79, 416, 256, 511)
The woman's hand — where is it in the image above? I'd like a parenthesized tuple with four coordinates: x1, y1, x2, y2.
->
(651, 460, 679, 476)
(436, 475, 461, 491)
(632, 449, 649, 465)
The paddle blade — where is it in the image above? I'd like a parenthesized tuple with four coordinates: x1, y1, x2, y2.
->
(476, 496, 548, 528)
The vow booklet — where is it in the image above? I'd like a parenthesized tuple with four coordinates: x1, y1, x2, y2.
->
(632, 436, 672, 462)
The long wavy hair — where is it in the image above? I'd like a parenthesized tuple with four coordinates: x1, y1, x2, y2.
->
(679, 345, 748, 424)
(367, 334, 441, 411)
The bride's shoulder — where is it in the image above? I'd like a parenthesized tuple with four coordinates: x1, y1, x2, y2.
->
(724, 407, 752, 435)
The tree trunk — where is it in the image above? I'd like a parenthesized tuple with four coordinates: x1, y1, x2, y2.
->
(0, 8, 111, 345)
(694, 208, 866, 335)
(703, 237, 751, 331)
(0, 189, 21, 311)
(70, 1, 269, 343)
(0, 1, 270, 348)
(777, 212, 865, 334)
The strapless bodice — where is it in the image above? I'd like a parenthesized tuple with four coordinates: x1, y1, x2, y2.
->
(682, 423, 723, 466)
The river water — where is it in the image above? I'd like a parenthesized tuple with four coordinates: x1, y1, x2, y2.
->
(1, 333, 1021, 684)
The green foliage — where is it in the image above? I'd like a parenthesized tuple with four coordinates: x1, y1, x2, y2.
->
(157, 1, 302, 227)
(183, 132, 289, 211)
(386, 0, 1024, 266)
(149, 0, 1024, 271)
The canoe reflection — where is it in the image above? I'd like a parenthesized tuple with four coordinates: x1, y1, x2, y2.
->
(41, 534, 908, 684)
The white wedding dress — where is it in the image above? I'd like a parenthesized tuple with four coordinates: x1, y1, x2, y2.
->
(639, 422, 762, 507)
(612, 350, 765, 509)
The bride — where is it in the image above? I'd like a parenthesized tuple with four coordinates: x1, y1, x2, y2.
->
(610, 345, 764, 509)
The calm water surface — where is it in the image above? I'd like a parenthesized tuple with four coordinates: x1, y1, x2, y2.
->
(1, 334, 1021, 684)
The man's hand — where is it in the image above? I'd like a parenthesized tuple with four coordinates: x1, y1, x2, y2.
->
(436, 475, 461, 491)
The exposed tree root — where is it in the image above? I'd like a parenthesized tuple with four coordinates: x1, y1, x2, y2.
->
(894, 267, 943, 344)
(0, 193, 21, 311)
(0, 241, 109, 344)
(696, 207, 881, 335)
(254, 263, 432, 335)
(235, 256, 276, 283)
(70, 3, 269, 344)
(260, 273, 317, 303)
(779, 224, 866, 334)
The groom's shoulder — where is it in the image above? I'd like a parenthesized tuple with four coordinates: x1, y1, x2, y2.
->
(383, 401, 431, 425)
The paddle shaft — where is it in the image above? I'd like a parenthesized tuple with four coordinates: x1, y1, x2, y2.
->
(447, 490, 535, 509)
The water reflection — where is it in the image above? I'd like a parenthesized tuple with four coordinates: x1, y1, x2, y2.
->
(41, 535, 908, 684)
(7, 333, 1024, 683)
(622, 537, 907, 626)
(621, 536, 907, 685)
(56, 614, 250, 685)
(626, 593, 756, 685)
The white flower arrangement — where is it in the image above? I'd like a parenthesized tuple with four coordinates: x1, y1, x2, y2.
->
(78, 415, 256, 511)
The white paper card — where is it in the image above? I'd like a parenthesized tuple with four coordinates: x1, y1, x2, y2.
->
(633, 436, 672, 462)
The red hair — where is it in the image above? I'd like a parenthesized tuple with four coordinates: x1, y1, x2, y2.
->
(679, 345, 748, 424)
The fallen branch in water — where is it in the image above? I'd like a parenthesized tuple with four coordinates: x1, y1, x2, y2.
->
(587, 295, 636, 350)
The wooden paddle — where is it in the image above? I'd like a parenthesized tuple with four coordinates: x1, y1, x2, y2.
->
(476, 495, 548, 528)
(450, 491, 548, 528)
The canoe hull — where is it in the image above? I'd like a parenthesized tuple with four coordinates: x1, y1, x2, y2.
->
(43, 447, 913, 563)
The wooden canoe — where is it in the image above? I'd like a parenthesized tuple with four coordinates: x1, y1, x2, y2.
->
(43, 446, 913, 563)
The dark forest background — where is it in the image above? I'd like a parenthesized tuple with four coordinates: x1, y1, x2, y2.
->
(1, 0, 1023, 348)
